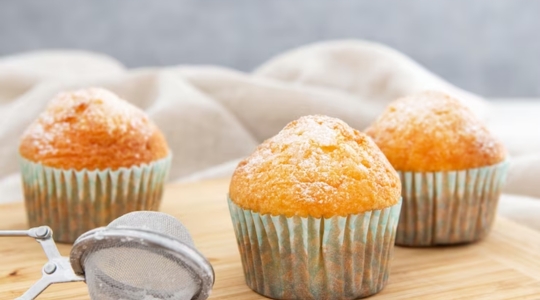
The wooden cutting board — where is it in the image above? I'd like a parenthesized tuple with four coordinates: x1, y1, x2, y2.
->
(1, 178, 540, 300)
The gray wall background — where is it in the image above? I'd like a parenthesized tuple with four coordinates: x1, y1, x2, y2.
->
(1, 0, 539, 98)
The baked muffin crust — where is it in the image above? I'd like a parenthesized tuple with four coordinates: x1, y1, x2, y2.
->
(19, 88, 169, 170)
(365, 91, 506, 172)
(230, 115, 401, 218)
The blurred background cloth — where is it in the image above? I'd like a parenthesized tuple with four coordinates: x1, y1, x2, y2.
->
(1, 0, 540, 98)
(1, 1, 539, 229)
(0, 40, 539, 206)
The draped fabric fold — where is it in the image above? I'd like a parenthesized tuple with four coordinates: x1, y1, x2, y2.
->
(1, 41, 539, 214)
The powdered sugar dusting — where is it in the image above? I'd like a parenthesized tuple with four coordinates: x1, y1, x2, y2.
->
(366, 91, 505, 171)
(241, 116, 346, 178)
(299, 181, 337, 203)
(387, 93, 497, 153)
(23, 88, 152, 156)
(230, 115, 401, 217)
(278, 116, 339, 146)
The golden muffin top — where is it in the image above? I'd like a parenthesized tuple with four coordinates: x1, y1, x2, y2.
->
(229, 115, 401, 218)
(19, 88, 169, 170)
(365, 91, 506, 172)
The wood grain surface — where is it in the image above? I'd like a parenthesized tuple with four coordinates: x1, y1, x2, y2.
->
(1, 178, 540, 299)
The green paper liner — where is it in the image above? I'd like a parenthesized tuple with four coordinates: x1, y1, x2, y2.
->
(20, 155, 171, 243)
(228, 198, 402, 300)
(396, 160, 509, 246)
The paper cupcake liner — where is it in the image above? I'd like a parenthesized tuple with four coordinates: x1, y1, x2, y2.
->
(395, 161, 509, 246)
(20, 155, 171, 243)
(228, 198, 402, 300)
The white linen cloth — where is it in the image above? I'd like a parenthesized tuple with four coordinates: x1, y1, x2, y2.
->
(0, 40, 538, 228)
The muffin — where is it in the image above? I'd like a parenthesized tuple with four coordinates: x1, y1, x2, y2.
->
(365, 91, 508, 246)
(228, 115, 402, 299)
(19, 88, 171, 243)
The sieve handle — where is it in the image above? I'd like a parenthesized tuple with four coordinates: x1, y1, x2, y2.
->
(0, 226, 63, 260)
(15, 256, 85, 300)
(0, 227, 85, 300)
(0, 229, 32, 236)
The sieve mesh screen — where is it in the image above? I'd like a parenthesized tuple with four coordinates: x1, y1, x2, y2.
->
(83, 211, 201, 300)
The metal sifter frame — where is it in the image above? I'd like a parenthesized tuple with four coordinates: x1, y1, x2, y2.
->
(70, 227, 215, 300)
(0, 216, 215, 300)
(0, 226, 85, 300)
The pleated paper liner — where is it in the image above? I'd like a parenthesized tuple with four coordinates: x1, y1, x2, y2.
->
(396, 160, 509, 247)
(20, 155, 171, 243)
(228, 197, 402, 300)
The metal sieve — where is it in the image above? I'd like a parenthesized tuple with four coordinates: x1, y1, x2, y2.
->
(0, 211, 214, 300)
